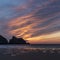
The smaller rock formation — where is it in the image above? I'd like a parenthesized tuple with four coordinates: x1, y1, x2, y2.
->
(0, 35, 8, 44)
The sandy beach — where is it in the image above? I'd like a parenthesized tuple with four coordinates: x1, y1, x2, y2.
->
(0, 45, 60, 60)
(0, 52, 60, 60)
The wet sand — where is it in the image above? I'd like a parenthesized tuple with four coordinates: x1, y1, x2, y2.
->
(0, 48, 60, 60)
(0, 52, 60, 60)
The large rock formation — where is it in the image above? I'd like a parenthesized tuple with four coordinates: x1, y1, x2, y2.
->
(0, 35, 8, 44)
(0, 35, 30, 44)
(9, 36, 28, 44)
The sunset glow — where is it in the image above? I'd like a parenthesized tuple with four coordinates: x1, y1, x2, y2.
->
(0, 0, 60, 44)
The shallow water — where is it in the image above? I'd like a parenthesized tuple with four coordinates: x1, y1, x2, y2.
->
(0, 45, 60, 56)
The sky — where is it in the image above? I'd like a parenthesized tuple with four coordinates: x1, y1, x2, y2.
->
(0, 0, 60, 44)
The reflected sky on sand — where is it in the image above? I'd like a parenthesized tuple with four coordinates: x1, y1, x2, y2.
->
(0, 45, 60, 56)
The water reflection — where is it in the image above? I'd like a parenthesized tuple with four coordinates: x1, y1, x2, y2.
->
(0, 45, 60, 56)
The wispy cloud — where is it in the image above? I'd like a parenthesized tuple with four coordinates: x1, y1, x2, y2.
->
(0, 0, 60, 44)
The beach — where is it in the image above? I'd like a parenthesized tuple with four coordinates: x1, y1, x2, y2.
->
(0, 45, 60, 60)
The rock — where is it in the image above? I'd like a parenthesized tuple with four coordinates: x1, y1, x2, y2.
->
(9, 36, 28, 44)
(0, 35, 8, 44)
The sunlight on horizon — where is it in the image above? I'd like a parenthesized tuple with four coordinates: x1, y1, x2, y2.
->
(26, 31, 60, 44)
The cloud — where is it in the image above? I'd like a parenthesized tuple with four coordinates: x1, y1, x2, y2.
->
(0, 0, 60, 43)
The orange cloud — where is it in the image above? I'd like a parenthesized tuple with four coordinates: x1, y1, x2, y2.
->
(7, 0, 60, 44)
(7, 12, 60, 44)
(7, 13, 45, 40)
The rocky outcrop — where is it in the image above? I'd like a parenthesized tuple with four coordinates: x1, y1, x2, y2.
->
(0, 35, 8, 44)
(0, 35, 30, 44)
(9, 36, 28, 44)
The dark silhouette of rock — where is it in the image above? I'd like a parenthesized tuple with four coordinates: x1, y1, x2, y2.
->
(0, 35, 8, 44)
(9, 36, 29, 44)
(0, 35, 30, 45)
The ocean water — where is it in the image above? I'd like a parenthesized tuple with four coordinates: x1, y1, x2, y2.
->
(0, 45, 60, 56)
